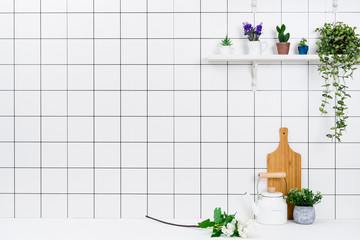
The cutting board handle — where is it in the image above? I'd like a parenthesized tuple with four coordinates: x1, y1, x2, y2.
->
(259, 172, 286, 179)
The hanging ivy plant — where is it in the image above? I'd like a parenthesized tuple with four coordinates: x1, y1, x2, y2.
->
(315, 22, 360, 141)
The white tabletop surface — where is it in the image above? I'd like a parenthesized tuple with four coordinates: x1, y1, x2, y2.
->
(0, 218, 358, 240)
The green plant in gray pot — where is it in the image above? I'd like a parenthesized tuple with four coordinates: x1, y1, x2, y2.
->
(286, 188, 322, 225)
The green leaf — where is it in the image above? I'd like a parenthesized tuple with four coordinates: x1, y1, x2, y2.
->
(213, 208, 223, 224)
(211, 231, 221, 238)
(198, 219, 212, 228)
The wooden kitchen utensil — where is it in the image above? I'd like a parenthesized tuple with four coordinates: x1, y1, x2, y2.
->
(267, 128, 301, 220)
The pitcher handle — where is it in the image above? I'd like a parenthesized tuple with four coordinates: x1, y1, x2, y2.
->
(261, 41, 268, 53)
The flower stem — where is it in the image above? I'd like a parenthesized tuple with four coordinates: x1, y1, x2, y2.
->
(145, 215, 199, 228)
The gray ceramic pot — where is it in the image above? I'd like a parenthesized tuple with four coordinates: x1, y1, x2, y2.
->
(293, 206, 315, 225)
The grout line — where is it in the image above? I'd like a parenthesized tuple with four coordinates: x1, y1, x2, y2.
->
(199, 0, 202, 219)
(13, 0, 16, 218)
(146, 0, 149, 216)
(119, 0, 122, 219)
(39, 0, 43, 218)
(66, 0, 69, 218)
(172, 0, 176, 219)
(92, 0, 96, 219)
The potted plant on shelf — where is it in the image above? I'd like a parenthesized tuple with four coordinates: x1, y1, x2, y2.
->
(316, 22, 360, 141)
(276, 24, 290, 54)
(219, 35, 234, 55)
(298, 38, 308, 54)
(243, 22, 267, 55)
(287, 188, 322, 225)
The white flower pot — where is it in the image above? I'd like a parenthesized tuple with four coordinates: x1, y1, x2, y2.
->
(247, 41, 267, 55)
(219, 45, 235, 55)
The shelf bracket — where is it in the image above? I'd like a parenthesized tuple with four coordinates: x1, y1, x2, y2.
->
(333, 0, 338, 12)
(251, 0, 257, 13)
(251, 61, 258, 91)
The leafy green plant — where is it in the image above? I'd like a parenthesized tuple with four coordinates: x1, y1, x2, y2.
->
(221, 35, 233, 46)
(276, 24, 290, 42)
(198, 208, 255, 238)
(286, 188, 322, 207)
(316, 22, 360, 141)
(298, 38, 308, 47)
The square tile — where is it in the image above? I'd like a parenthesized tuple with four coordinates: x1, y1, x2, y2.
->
(255, 117, 281, 142)
(121, 13, 146, 38)
(202, 169, 227, 194)
(346, 92, 360, 116)
(95, 143, 120, 167)
(175, 195, 200, 219)
(41, 14, 67, 38)
(255, 91, 281, 116)
(309, 143, 335, 168)
(68, 143, 93, 167)
(228, 117, 254, 142)
(15, 40, 39, 64)
(0, 15, 13, 38)
(228, 169, 254, 194)
(228, 91, 254, 116)
(309, 117, 334, 142)
(148, 91, 173, 116)
(121, 91, 146, 116)
(309, 169, 335, 194)
(42, 65, 67, 90)
(15, 66, 40, 90)
(314, 195, 335, 219)
(148, 143, 173, 167)
(201, 0, 227, 12)
(15, 143, 40, 167)
(148, 40, 173, 64)
(15, 169, 40, 193)
(42, 40, 67, 64)
(174, 0, 200, 12)
(228, 143, 254, 168)
(68, 66, 93, 90)
(95, 117, 120, 141)
(42, 143, 67, 167)
(174, 65, 200, 90)
(340, 117, 360, 142)
(68, 169, 93, 194)
(148, 169, 173, 194)
(121, 0, 146, 12)
(68, 0, 93, 12)
(121, 65, 147, 90)
(257, 0, 281, 12)
(15, 117, 40, 141)
(148, 0, 173, 12)
(202, 143, 227, 168)
(42, 195, 67, 218)
(95, 169, 120, 194)
(121, 143, 147, 167)
(257, 65, 281, 90)
(174, 91, 200, 116)
(15, 14, 40, 38)
(148, 117, 173, 142)
(174, 143, 200, 168)
(121, 39, 146, 64)
(68, 194, 93, 218)
(282, 0, 308, 12)
(41, 0, 66, 12)
(309, 91, 334, 117)
(15, 0, 40, 12)
(175, 117, 200, 142)
(336, 143, 360, 168)
(282, 117, 308, 142)
(202, 91, 227, 116)
(174, 39, 200, 64)
(42, 117, 67, 141)
(0, 66, 14, 90)
(122, 169, 147, 194)
(148, 13, 173, 38)
(68, 91, 93, 116)
(337, 170, 360, 194)
(94, 0, 120, 12)
(42, 91, 67, 116)
(228, 65, 252, 91)
(201, 13, 227, 38)
(95, 195, 120, 219)
(121, 117, 147, 141)
(121, 195, 147, 218)
(0, 117, 13, 141)
(148, 195, 173, 219)
(15, 194, 40, 218)
(282, 13, 308, 39)
(201, 117, 227, 142)
(175, 169, 200, 194)
(228, 13, 253, 39)
(255, 143, 279, 168)
(68, 39, 93, 64)
(68, 13, 93, 38)
(174, 13, 200, 38)
(0, 0, 13, 12)
(282, 65, 308, 90)
(228, 195, 253, 220)
(0, 40, 12, 64)
(201, 65, 227, 90)
(95, 91, 121, 116)
(95, 39, 120, 64)
(148, 65, 173, 90)
(68, 117, 93, 141)
(0, 143, 14, 167)
(336, 196, 360, 219)
(0, 91, 13, 115)
(94, 13, 120, 38)
(42, 169, 67, 193)
(202, 195, 227, 219)
(0, 169, 14, 193)
(0, 195, 14, 218)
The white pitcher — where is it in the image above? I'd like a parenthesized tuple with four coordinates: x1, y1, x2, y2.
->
(247, 41, 268, 55)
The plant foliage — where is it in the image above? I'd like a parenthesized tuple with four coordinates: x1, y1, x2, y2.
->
(221, 35, 232, 46)
(298, 38, 308, 47)
(316, 22, 360, 141)
(286, 188, 322, 207)
(276, 24, 290, 42)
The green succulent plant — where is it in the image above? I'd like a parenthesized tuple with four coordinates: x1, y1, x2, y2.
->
(286, 188, 322, 207)
(276, 24, 290, 42)
(298, 38, 308, 47)
(221, 35, 232, 46)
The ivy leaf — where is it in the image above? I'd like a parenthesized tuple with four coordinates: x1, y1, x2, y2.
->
(198, 219, 213, 228)
(213, 208, 223, 224)
(211, 230, 222, 238)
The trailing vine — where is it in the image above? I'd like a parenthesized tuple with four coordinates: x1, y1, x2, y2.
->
(316, 22, 360, 141)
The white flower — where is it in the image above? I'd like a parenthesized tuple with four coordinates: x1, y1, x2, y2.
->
(221, 220, 236, 237)
(237, 219, 256, 238)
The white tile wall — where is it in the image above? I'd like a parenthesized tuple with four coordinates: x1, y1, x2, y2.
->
(0, 0, 359, 220)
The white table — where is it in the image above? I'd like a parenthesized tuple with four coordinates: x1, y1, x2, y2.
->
(0, 219, 358, 240)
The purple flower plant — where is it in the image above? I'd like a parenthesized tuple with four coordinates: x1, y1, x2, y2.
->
(243, 22, 263, 41)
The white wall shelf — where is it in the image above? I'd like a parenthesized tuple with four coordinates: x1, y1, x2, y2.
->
(207, 54, 320, 90)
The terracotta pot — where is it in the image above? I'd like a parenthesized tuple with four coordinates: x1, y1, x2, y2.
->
(276, 42, 290, 55)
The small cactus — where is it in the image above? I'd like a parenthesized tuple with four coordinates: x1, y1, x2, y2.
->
(221, 35, 232, 46)
(276, 24, 290, 42)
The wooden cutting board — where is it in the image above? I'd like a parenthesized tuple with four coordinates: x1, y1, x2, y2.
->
(267, 128, 301, 220)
